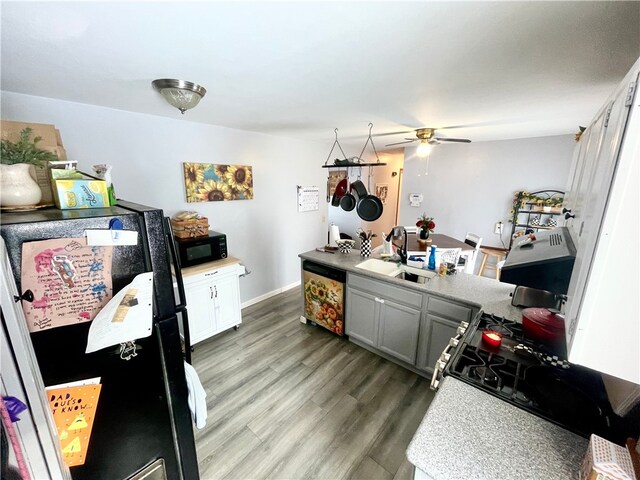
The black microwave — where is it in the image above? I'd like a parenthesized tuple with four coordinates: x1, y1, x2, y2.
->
(174, 230, 227, 268)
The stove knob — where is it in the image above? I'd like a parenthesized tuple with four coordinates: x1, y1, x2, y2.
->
(449, 337, 459, 348)
(439, 352, 451, 363)
(456, 325, 467, 335)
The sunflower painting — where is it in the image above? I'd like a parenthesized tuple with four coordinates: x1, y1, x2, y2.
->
(183, 162, 254, 202)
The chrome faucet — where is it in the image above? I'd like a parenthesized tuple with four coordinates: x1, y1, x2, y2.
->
(386, 226, 408, 264)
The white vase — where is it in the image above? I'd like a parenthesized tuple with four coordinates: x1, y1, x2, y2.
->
(0, 163, 42, 207)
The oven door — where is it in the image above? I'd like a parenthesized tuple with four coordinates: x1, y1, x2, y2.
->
(430, 321, 469, 391)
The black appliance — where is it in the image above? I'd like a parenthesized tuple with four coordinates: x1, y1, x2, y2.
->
(302, 261, 346, 336)
(174, 230, 227, 268)
(500, 227, 576, 294)
(0, 201, 198, 479)
(442, 311, 634, 443)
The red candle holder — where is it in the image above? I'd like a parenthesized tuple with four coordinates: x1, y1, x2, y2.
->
(482, 330, 502, 348)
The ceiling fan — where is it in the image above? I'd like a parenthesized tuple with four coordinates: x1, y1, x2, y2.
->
(385, 128, 472, 148)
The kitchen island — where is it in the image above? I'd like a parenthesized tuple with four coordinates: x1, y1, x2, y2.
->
(299, 249, 521, 319)
(299, 249, 589, 480)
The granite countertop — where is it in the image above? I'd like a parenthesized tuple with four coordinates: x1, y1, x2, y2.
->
(299, 249, 522, 320)
(407, 376, 588, 480)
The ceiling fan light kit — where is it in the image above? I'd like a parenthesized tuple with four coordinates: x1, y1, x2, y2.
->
(384, 127, 472, 149)
(152, 78, 207, 114)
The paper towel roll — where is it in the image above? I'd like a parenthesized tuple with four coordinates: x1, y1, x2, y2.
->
(329, 225, 340, 246)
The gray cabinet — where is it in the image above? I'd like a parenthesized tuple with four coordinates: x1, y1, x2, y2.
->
(345, 287, 378, 347)
(416, 295, 476, 374)
(346, 273, 423, 365)
(378, 299, 421, 364)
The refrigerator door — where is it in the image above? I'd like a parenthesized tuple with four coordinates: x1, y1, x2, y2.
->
(0, 204, 198, 480)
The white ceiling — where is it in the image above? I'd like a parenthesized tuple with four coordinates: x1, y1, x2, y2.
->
(2, 1, 639, 146)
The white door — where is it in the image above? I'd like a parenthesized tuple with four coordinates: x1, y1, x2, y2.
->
(184, 279, 216, 344)
(213, 273, 241, 331)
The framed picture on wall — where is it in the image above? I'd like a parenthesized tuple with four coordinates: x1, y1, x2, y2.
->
(182, 162, 254, 203)
(375, 183, 388, 204)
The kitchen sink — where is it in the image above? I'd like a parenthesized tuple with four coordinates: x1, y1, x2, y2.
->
(355, 259, 401, 276)
(395, 265, 436, 283)
(355, 258, 436, 283)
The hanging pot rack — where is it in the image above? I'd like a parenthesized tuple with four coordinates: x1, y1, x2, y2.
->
(322, 124, 387, 169)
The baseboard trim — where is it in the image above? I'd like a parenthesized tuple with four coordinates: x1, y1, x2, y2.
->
(241, 281, 301, 309)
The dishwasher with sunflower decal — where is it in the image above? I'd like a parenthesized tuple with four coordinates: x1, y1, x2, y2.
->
(302, 260, 346, 336)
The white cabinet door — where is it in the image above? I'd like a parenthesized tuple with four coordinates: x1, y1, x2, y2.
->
(184, 278, 216, 344)
(565, 61, 640, 384)
(213, 272, 242, 331)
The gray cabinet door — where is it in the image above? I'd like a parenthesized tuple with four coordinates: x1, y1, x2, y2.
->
(377, 299, 421, 364)
(416, 314, 459, 373)
(345, 287, 379, 347)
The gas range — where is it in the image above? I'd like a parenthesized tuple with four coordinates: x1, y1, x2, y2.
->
(436, 312, 618, 440)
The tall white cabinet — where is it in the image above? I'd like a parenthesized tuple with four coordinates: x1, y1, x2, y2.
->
(181, 258, 244, 345)
(564, 57, 640, 385)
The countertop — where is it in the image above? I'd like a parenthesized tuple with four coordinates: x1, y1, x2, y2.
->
(180, 256, 242, 278)
(406, 376, 588, 480)
(299, 250, 522, 320)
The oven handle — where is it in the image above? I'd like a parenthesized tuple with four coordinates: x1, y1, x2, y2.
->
(430, 334, 461, 391)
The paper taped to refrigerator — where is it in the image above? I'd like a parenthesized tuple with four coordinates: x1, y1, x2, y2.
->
(86, 272, 154, 353)
(46, 377, 102, 467)
(20, 237, 113, 332)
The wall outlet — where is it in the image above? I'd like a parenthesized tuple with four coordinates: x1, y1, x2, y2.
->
(494, 222, 503, 235)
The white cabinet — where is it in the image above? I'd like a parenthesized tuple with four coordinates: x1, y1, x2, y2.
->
(183, 262, 243, 345)
(564, 57, 640, 384)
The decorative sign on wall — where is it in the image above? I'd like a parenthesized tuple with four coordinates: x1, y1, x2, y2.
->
(183, 162, 254, 203)
(297, 186, 319, 212)
(21, 238, 113, 332)
(375, 183, 388, 205)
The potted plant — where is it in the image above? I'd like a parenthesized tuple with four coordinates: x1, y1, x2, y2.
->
(1, 127, 58, 207)
(416, 213, 436, 240)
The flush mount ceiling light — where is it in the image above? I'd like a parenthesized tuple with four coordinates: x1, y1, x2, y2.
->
(152, 79, 207, 114)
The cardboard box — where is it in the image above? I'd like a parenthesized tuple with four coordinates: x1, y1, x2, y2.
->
(1, 120, 60, 147)
(581, 435, 637, 480)
(51, 171, 109, 209)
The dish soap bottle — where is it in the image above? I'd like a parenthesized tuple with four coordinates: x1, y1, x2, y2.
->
(428, 245, 437, 271)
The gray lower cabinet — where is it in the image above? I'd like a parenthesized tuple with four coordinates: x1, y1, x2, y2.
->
(416, 295, 476, 374)
(346, 274, 423, 365)
(416, 314, 459, 373)
(345, 273, 477, 375)
(378, 299, 421, 364)
(345, 287, 379, 347)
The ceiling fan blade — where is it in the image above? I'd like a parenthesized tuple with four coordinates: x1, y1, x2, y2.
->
(386, 139, 417, 146)
(372, 129, 417, 137)
(433, 137, 472, 143)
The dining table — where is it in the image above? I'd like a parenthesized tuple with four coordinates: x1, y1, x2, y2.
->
(405, 233, 476, 273)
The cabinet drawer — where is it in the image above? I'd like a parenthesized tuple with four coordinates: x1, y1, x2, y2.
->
(427, 296, 472, 323)
(348, 273, 423, 309)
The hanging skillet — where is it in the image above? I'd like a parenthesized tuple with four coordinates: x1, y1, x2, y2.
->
(355, 183, 383, 221)
(340, 185, 356, 211)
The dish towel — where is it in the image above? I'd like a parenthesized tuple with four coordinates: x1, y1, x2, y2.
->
(184, 361, 207, 429)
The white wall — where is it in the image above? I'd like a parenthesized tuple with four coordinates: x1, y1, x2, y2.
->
(398, 135, 575, 248)
(1, 91, 328, 303)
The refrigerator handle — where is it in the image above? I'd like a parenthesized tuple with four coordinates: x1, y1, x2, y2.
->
(164, 217, 192, 364)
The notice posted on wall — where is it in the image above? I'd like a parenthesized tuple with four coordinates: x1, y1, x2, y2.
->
(20, 238, 113, 333)
(46, 377, 102, 468)
(297, 185, 319, 212)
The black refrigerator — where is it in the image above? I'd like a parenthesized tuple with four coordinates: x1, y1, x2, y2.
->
(0, 200, 199, 479)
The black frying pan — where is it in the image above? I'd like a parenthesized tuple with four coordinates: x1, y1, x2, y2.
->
(340, 186, 356, 211)
(357, 194, 383, 221)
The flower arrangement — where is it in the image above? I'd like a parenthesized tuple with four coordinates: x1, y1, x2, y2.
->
(416, 213, 436, 233)
(1, 127, 59, 167)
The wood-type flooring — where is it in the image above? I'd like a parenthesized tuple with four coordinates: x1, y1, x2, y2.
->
(192, 288, 435, 480)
